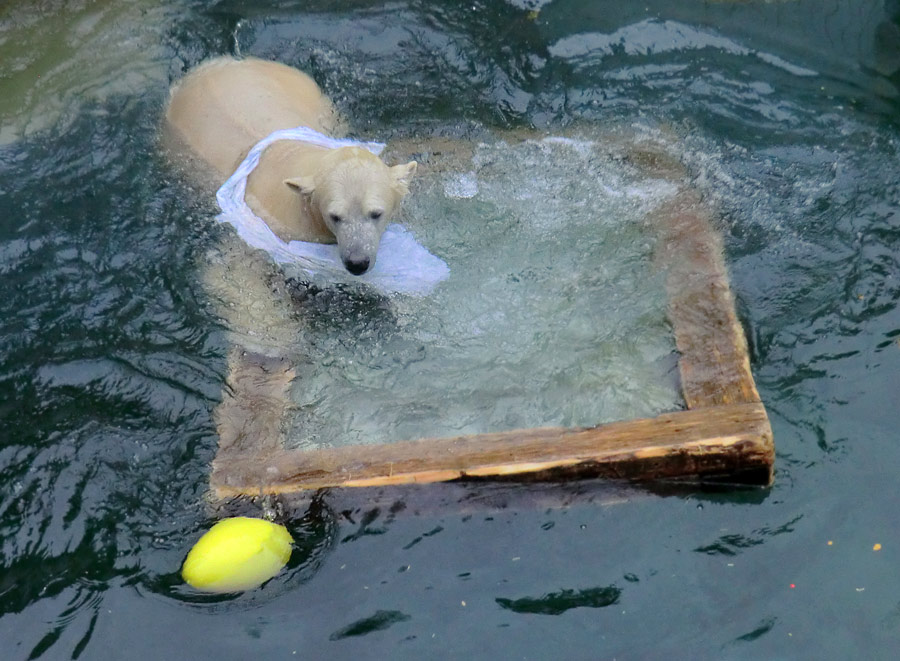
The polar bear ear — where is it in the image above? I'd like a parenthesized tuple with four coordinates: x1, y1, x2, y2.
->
(390, 161, 418, 196)
(284, 176, 316, 196)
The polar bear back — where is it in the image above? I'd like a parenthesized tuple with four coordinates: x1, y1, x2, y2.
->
(165, 56, 340, 179)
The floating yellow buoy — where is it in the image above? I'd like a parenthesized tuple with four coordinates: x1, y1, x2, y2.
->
(182, 517, 293, 593)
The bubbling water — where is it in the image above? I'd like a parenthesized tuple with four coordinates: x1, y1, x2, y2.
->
(285, 136, 683, 449)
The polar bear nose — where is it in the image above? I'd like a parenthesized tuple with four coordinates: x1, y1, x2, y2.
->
(344, 257, 370, 275)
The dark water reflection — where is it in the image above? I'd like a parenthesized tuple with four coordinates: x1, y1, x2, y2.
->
(496, 586, 622, 615)
(2, 0, 900, 658)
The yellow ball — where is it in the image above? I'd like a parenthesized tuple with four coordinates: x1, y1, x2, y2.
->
(182, 517, 293, 593)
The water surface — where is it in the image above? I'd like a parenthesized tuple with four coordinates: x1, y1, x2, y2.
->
(2, 0, 900, 658)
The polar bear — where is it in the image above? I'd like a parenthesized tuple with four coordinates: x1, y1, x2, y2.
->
(165, 56, 417, 275)
(164, 56, 417, 466)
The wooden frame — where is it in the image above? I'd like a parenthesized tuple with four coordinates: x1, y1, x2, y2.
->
(209, 146, 774, 499)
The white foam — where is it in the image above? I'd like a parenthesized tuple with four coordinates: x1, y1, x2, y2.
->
(443, 171, 479, 198)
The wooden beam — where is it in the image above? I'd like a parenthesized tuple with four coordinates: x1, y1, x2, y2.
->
(211, 402, 773, 497)
(629, 143, 760, 409)
(653, 188, 761, 408)
(214, 349, 295, 456)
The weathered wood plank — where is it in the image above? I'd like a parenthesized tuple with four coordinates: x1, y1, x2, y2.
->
(214, 349, 295, 456)
(654, 188, 760, 408)
(658, 189, 760, 409)
(210, 402, 773, 497)
(630, 143, 760, 409)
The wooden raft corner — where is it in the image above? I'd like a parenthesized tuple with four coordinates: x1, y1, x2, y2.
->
(210, 155, 774, 498)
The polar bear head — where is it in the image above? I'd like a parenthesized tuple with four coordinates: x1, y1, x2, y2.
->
(285, 147, 417, 275)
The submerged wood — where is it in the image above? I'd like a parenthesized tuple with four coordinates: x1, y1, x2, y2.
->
(653, 189, 761, 408)
(214, 349, 295, 456)
(209, 130, 774, 497)
(627, 140, 761, 409)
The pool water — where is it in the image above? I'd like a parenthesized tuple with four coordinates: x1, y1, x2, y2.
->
(2, 0, 900, 658)
(287, 136, 681, 449)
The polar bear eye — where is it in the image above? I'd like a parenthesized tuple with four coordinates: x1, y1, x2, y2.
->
(329, 213, 343, 224)
(369, 210, 383, 221)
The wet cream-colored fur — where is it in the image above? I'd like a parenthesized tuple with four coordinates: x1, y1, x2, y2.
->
(165, 56, 417, 275)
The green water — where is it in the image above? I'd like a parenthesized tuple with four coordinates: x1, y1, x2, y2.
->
(2, 0, 900, 658)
